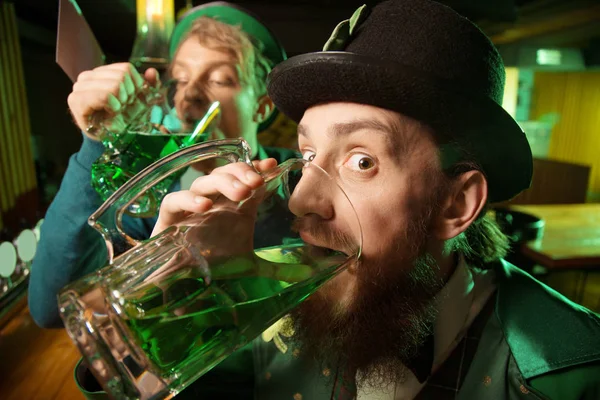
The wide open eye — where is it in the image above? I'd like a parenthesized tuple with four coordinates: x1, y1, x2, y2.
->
(345, 153, 376, 171)
(302, 150, 316, 162)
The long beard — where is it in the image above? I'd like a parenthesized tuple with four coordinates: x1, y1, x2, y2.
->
(289, 203, 446, 389)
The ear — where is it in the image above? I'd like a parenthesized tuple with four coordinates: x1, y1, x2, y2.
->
(253, 95, 274, 124)
(434, 170, 488, 240)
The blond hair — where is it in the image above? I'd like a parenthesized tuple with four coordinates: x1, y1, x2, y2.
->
(176, 16, 272, 95)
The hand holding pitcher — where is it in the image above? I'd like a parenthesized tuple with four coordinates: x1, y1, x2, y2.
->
(151, 158, 277, 236)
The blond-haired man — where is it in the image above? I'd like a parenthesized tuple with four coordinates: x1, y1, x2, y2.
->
(30, 2, 295, 328)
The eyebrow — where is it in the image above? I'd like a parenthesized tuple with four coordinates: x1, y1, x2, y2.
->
(298, 117, 408, 155)
(170, 60, 239, 75)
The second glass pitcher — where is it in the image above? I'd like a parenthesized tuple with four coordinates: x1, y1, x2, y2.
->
(89, 81, 222, 217)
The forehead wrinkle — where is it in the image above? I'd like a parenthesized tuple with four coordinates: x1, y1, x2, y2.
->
(298, 116, 397, 145)
(172, 56, 238, 74)
(329, 118, 395, 150)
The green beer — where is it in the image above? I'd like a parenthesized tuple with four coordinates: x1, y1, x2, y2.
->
(91, 131, 210, 217)
(117, 243, 344, 392)
(91, 100, 221, 217)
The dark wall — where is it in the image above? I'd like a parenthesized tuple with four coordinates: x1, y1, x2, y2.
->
(19, 37, 82, 206)
(583, 37, 600, 68)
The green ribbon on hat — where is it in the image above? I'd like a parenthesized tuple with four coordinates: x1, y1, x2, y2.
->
(323, 4, 369, 52)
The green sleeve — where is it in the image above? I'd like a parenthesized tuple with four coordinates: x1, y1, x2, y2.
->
(29, 135, 157, 328)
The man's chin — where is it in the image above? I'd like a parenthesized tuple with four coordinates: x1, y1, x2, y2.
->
(289, 250, 443, 389)
(315, 269, 357, 310)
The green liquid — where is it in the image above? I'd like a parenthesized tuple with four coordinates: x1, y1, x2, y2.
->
(91, 131, 208, 217)
(118, 244, 343, 388)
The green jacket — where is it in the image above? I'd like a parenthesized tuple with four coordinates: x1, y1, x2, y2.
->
(74, 262, 600, 400)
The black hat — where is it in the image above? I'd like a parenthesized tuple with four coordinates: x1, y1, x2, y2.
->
(267, 0, 532, 203)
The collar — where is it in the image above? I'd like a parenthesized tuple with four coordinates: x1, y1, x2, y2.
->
(431, 255, 477, 368)
(357, 256, 497, 400)
(404, 255, 475, 383)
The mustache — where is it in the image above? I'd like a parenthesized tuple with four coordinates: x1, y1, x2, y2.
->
(291, 216, 359, 257)
(181, 105, 209, 123)
(177, 97, 212, 122)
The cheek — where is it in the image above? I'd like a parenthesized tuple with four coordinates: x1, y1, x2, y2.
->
(216, 90, 255, 134)
(361, 206, 411, 259)
(174, 94, 184, 118)
(350, 187, 413, 259)
(234, 90, 257, 120)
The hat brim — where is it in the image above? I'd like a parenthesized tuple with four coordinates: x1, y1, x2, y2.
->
(267, 52, 533, 203)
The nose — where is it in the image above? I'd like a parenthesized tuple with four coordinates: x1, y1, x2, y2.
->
(288, 163, 335, 220)
(183, 79, 210, 105)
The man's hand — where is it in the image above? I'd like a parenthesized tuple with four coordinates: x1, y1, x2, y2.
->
(67, 62, 159, 139)
(152, 158, 278, 237)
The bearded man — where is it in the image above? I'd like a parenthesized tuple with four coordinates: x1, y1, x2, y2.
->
(77, 0, 600, 399)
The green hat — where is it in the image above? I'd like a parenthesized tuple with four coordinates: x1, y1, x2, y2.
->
(170, 2, 287, 132)
(170, 2, 286, 63)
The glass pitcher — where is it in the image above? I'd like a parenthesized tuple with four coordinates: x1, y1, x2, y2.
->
(58, 138, 363, 400)
(89, 81, 222, 218)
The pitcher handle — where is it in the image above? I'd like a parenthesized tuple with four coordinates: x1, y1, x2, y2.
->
(89, 138, 253, 263)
